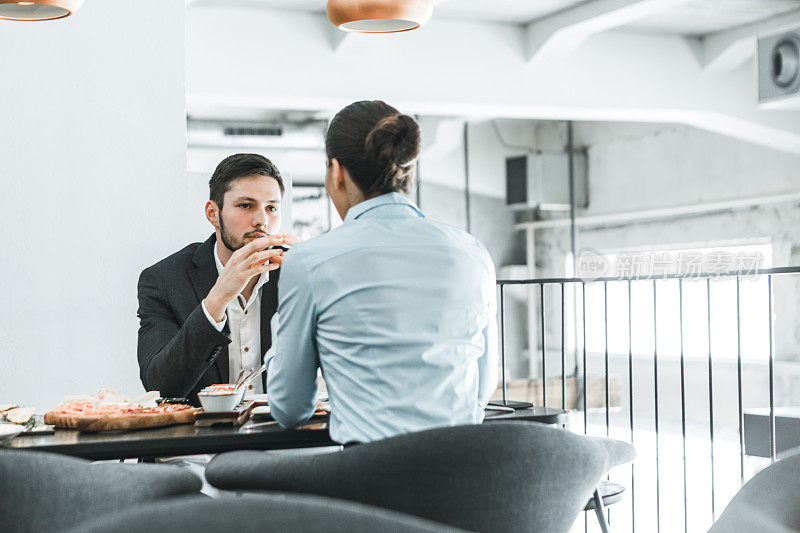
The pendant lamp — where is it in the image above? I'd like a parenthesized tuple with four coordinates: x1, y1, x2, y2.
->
(327, 0, 433, 33)
(0, 0, 84, 21)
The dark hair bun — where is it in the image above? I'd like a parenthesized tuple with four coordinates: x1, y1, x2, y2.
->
(325, 101, 421, 197)
(365, 114, 419, 169)
(364, 114, 420, 194)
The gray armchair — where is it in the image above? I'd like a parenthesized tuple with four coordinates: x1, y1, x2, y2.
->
(0, 450, 202, 533)
(206, 421, 635, 533)
(709, 452, 800, 533)
(69, 493, 465, 532)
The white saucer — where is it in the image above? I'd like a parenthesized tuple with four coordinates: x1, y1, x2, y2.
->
(0, 423, 23, 442)
(244, 393, 269, 402)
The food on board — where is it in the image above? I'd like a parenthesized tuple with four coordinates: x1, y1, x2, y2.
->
(4, 407, 35, 425)
(44, 389, 200, 432)
(197, 384, 240, 396)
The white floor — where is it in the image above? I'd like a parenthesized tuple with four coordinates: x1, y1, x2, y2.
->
(569, 416, 765, 533)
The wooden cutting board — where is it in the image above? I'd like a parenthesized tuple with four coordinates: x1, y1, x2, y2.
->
(43, 408, 200, 432)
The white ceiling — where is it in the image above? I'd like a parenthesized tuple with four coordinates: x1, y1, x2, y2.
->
(434, 0, 590, 24)
(192, 0, 800, 36)
(626, 0, 800, 36)
(187, 0, 800, 154)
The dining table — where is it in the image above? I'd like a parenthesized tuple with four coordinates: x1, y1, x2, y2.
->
(5, 406, 570, 461)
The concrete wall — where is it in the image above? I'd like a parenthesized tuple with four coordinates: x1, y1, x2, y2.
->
(419, 182, 523, 268)
(508, 121, 800, 423)
(534, 121, 800, 215)
(0, 1, 187, 409)
(417, 117, 531, 266)
(531, 121, 800, 358)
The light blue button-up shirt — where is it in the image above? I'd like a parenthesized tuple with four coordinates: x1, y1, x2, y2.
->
(267, 192, 499, 444)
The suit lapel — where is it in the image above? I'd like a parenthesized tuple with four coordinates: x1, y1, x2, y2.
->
(260, 267, 280, 391)
(190, 234, 229, 384)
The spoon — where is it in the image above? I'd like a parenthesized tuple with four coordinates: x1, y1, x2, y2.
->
(238, 363, 267, 391)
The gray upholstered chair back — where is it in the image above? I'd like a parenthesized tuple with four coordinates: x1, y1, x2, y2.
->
(709, 452, 800, 533)
(0, 450, 202, 533)
(206, 421, 635, 533)
(68, 493, 466, 532)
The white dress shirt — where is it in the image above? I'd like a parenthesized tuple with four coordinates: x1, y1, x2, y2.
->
(267, 193, 499, 444)
(201, 245, 268, 394)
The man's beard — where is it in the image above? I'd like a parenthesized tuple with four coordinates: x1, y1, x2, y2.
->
(218, 212, 247, 253)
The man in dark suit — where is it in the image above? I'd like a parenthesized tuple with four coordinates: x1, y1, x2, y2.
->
(137, 153, 298, 404)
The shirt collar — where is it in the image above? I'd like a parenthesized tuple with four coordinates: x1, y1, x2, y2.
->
(343, 192, 424, 223)
(213, 240, 269, 291)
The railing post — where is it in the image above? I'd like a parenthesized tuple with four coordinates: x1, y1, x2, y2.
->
(679, 279, 688, 533)
(707, 278, 716, 523)
(736, 278, 744, 486)
(768, 275, 776, 463)
(628, 280, 635, 532)
(654, 279, 661, 533)
(541, 284, 546, 407)
(499, 283, 507, 406)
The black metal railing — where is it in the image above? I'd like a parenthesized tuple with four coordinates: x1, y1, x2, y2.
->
(496, 266, 800, 533)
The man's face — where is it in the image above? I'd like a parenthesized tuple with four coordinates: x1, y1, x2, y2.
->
(216, 175, 282, 253)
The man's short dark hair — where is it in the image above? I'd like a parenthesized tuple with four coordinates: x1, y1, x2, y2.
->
(209, 153, 285, 209)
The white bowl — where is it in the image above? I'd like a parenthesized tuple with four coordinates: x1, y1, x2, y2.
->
(197, 389, 244, 412)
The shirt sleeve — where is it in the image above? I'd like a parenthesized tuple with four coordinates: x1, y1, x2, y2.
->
(267, 250, 319, 428)
(477, 255, 500, 409)
(201, 298, 227, 332)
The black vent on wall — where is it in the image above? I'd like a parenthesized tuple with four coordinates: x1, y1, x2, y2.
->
(223, 126, 284, 136)
(506, 156, 527, 205)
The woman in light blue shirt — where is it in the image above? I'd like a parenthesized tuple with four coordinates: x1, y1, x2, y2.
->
(267, 100, 499, 444)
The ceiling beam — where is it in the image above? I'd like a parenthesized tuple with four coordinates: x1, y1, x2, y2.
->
(525, 0, 687, 65)
(698, 8, 800, 73)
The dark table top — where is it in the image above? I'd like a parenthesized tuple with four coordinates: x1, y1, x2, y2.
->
(744, 407, 800, 458)
(5, 406, 569, 461)
(484, 405, 569, 426)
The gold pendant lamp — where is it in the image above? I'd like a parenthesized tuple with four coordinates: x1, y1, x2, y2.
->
(326, 0, 433, 33)
(0, 0, 84, 21)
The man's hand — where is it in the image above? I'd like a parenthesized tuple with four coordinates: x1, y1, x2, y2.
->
(281, 233, 301, 246)
(203, 235, 286, 322)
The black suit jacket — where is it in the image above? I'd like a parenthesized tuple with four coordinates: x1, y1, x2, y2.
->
(136, 234, 279, 404)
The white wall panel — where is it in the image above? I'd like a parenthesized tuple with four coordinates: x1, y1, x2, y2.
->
(0, 0, 188, 408)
